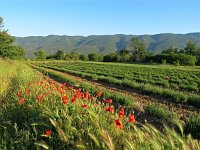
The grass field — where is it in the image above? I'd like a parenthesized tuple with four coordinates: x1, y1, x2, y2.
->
(1, 60, 200, 149)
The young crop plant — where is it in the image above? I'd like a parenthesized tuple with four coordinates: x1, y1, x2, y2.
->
(144, 104, 175, 122)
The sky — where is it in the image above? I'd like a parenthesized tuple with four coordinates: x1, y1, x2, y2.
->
(0, 0, 200, 37)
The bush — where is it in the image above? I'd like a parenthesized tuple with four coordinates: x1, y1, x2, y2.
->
(173, 60, 180, 66)
(146, 53, 197, 66)
(103, 53, 120, 62)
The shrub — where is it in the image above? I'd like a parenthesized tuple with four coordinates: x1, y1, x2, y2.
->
(147, 53, 197, 66)
(173, 60, 180, 66)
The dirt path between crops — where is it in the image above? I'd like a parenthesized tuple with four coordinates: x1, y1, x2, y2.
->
(38, 67, 200, 121)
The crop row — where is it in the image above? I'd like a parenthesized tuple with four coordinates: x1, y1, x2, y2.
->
(39, 61, 200, 94)
(35, 63, 200, 109)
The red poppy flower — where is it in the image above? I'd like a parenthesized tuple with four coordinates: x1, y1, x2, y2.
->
(20, 98, 25, 103)
(114, 118, 123, 129)
(36, 95, 42, 101)
(45, 130, 52, 137)
(25, 89, 29, 94)
(81, 104, 87, 108)
(120, 107, 125, 112)
(129, 114, 136, 123)
(119, 110, 124, 118)
(84, 91, 89, 99)
(97, 91, 102, 97)
(16, 92, 21, 97)
(106, 106, 114, 113)
(62, 96, 68, 104)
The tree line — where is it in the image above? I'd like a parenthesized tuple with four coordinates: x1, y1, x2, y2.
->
(34, 38, 200, 66)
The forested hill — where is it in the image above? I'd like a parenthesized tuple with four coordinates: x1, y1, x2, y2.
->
(14, 33, 200, 57)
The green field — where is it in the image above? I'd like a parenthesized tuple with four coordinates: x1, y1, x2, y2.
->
(1, 60, 200, 149)
(35, 61, 200, 108)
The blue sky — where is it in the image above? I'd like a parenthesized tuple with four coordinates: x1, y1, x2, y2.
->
(0, 0, 200, 37)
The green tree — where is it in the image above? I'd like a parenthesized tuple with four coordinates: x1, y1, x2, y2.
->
(0, 16, 4, 31)
(162, 46, 178, 54)
(80, 54, 89, 61)
(88, 53, 99, 61)
(130, 37, 146, 62)
(103, 53, 120, 62)
(0, 16, 25, 59)
(34, 49, 46, 60)
(119, 48, 131, 62)
(184, 41, 198, 55)
(55, 49, 65, 60)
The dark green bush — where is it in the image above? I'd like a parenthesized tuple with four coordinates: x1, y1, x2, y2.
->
(146, 53, 197, 66)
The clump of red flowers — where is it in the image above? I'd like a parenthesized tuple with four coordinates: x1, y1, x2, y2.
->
(106, 106, 114, 113)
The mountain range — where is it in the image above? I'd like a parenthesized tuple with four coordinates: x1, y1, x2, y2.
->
(14, 33, 200, 57)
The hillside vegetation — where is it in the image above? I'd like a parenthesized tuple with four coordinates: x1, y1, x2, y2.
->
(15, 33, 200, 56)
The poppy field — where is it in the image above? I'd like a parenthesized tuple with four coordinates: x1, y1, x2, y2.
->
(1, 60, 200, 149)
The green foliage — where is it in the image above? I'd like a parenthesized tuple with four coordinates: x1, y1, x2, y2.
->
(65, 52, 80, 61)
(103, 53, 120, 62)
(0, 16, 4, 30)
(185, 115, 200, 138)
(161, 59, 166, 65)
(130, 37, 146, 62)
(173, 60, 180, 66)
(144, 104, 173, 121)
(188, 94, 200, 109)
(55, 49, 65, 60)
(0, 17, 25, 59)
(146, 53, 197, 66)
(184, 40, 198, 55)
(80, 54, 89, 61)
(34, 49, 46, 60)
(88, 53, 103, 61)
